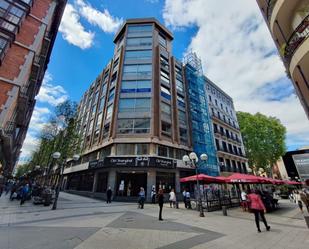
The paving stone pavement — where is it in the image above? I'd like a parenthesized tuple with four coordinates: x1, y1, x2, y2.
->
(0, 192, 309, 249)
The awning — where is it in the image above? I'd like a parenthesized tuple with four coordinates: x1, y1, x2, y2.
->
(226, 173, 268, 183)
(180, 174, 226, 183)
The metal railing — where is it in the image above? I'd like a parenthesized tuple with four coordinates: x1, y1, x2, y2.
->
(284, 14, 309, 62)
(266, 0, 278, 22)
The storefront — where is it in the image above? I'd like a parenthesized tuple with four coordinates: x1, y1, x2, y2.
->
(63, 156, 194, 201)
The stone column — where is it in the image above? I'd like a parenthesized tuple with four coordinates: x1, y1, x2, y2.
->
(92, 171, 99, 193)
(175, 170, 180, 194)
(147, 169, 156, 202)
(108, 169, 117, 194)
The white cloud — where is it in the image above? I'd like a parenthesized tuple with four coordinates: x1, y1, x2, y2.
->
(19, 72, 68, 164)
(19, 107, 51, 164)
(36, 72, 68, 106)
(163, 0, 309, 149)
(76, 0, 123, 33)
(59, 3, 94, 49)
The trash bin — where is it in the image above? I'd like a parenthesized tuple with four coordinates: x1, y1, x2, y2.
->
(304, 216, 309, 229)
(222, 206, 228, 216)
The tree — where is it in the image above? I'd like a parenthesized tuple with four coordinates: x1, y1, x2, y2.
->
(236, 112, 286, 174)
(28, 100, 81, 168)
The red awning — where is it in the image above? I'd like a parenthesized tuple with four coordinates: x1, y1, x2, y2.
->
(180, 174, 226, 183)
(284, 180, 302, 185)
(226, 173, 267, 183)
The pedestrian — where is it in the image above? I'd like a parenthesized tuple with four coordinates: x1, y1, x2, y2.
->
(106, 186, 112, 204)
(158, 188, 164, 221)
(241, 189, 248, 211)
(182, 189, 187, 208)
(247, 190, 271, 233)
(185, 190, 191, 209)
(151, 186, 156, 204)
(169, 189, 176, 208)
(295, 190, 303, 213)
(300, 189, 309, 213)
(20, 184, 29, 206)
(138, 187, 145, 209)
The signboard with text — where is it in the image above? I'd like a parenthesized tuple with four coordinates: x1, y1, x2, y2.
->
(292, 153, 309, 181)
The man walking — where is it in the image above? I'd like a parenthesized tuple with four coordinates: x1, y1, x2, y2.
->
(106, 186, 112, 204)
(158, 189, 164, 221)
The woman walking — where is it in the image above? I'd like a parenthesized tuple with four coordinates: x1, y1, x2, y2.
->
(138, 187, 145, 209)
(247, 190, 270, 233)
(158, 189, 164, 220)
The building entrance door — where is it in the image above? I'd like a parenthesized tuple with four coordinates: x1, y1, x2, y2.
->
(116, 172, 147, 197)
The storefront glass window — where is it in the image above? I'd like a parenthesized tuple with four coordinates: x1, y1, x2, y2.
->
(156, 172, 175, 193)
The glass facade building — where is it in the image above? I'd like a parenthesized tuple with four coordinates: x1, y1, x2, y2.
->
(63, 18, 248, 200)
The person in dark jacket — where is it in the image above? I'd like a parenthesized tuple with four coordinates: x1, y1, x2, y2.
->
(106, 186, 112, 204)
(158, 189, 164, 221)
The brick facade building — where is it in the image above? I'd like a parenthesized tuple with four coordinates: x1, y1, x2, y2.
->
(0, 0, 66, 174)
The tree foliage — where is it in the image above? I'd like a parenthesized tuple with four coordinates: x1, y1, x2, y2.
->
(236, 112, 286, 173)
(27, 100, 81, 168)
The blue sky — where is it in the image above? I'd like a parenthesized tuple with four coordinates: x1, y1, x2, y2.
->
(19, 0, 309, 163)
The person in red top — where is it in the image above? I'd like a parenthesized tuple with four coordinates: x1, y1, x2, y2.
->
(247, 190, 271, 233)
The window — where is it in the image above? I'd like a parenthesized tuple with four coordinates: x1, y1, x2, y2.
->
(161, 85, 171, 100)
(123, 64, 152, 78)
(126, 37, 152, 47)
(102, 123, 110, 139)
(136, 144, 149, 155)
(116, 144, 135, 155)
(178, 110, 186, 126)
(98, 97, 105, 112)
(125, 50, 152, 60)
(0, 34, 10, 62)
(121, 80, 151, 93)
(161, 121, 171, 135)
(158, 145, 168, 157)
(158, 33, 167, 47)
(108, 88, 115, 102)
(106, 104, 113, 120)
(88, 119, 94, 134)
(176, 79, 184, 93)
(128, 24, 152, 33)
(156, 172, 175, 193)
(95, 113, 102, 130)
(160, 55, 169, 71)
(161, 102, 171, 115)
(177, 95, 186, 108)
(117, 118, 150, 134)
(160, 70, 170, 84)
(215, 99, 218, 106)
(96, 172, 108, 193)
(118, 98, 151, 113)
(179, 128, 187, 141)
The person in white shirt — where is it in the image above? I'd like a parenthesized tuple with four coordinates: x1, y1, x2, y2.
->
(169, 189, 176, 208)
(241, 190, 248, 212)
(185, 191, 191, 209)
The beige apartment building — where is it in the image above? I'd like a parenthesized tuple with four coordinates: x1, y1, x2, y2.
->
(256, 0, 309, 118)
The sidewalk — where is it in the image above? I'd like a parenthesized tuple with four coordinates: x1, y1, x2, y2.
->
(0, 193, 308, 249)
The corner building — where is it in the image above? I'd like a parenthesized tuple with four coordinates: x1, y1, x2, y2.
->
(0, 0, 67, 173)
(256, 0, 309, 119)
(64, 19, 195, 200)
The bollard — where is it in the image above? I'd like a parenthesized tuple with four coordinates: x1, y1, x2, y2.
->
(222, 206, 227, 216)
(304, 216, 309, 229)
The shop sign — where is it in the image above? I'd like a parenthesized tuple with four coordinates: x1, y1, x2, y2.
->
(104, 157, 176, 169)
(88, 159, 100, 169)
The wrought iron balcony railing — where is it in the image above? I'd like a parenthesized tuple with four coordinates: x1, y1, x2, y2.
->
(284, 14, 309, 63)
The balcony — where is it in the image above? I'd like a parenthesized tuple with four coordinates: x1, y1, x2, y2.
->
(266, 0, 278, 23)
(284, 14, 309, 63)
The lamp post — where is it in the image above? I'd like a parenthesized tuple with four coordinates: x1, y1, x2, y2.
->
(183, 152, 208, 217)
(52, 153, 79, 210)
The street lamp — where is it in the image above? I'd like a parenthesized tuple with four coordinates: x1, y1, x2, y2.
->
(183, 152, 208, 217)
(52, 152, 79, 210)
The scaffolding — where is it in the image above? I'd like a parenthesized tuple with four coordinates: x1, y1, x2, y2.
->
(184, 52, 219, 176)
